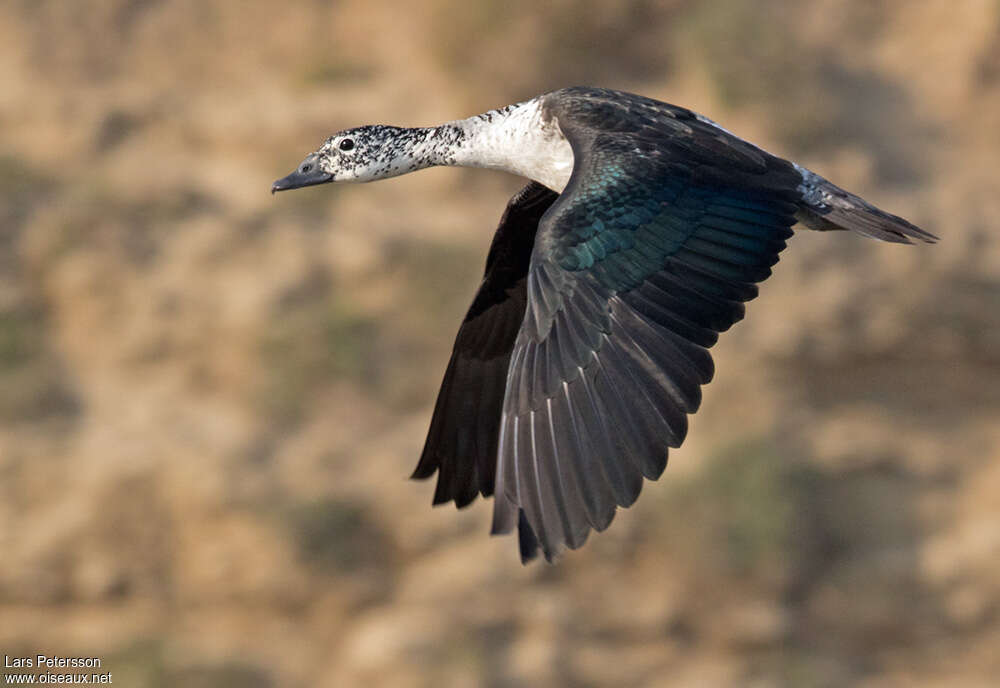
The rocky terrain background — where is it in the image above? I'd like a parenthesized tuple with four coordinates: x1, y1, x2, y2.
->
(1, 1, 998, 686)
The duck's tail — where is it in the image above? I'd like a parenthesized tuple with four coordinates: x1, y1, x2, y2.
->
(793, 165, 938, 244)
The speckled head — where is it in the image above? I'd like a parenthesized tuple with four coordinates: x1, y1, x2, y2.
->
(272, 125, 457, 193)
(272, 97, 573, 195)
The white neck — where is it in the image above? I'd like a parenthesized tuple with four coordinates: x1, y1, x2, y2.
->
(416, 98, 575, 193)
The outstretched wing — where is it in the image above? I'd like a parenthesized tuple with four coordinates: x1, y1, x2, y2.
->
(413, 182, 559, 508)
(491, 88, 803, 561)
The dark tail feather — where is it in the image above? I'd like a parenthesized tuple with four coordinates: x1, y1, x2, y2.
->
(517, 509, 541, 563)
(795, 168, 938, 244)
(796, 203, 937, 244)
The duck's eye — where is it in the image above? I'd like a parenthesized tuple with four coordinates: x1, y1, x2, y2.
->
(339, 138, 355, 151)
(300, 163, 313, 173)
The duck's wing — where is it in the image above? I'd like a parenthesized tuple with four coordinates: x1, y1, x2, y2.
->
(412, 182, 559, 509)
(491, 88, 802, 561)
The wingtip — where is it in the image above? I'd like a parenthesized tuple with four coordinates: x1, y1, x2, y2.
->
(517, 509, 543, 564)
(490, 502, 546, 564)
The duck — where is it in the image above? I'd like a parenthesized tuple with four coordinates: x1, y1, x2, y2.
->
(272, 87, 936, 563)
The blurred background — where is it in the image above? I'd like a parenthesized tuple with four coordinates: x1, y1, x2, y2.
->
(1, 1, 999, 686)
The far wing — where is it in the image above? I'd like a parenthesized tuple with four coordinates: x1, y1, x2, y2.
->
(412, 182, 558, 508)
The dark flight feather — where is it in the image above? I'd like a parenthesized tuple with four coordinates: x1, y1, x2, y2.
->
(412, 182, 558, 508)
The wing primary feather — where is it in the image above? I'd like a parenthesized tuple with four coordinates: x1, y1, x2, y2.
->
(606, 303, 704, 412)
(444, 358, 478, 506)
(597, 336, 677, 468)
(604, 306, 691, 440)
(577, 356, 644, 507)
(544, 397, 591, 548)
(589, 340, 668, 480)
(515, 412, 553, 554)
(555, 380, 616, 529)
(529, 407, 578, 557)
(491, 412, 517, 533)
(474, 357, 504, 496)
(517, 508, 541, 563)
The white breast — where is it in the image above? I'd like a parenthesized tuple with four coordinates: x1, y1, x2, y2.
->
(453, 98, 575, 193)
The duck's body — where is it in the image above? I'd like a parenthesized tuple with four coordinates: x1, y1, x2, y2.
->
(273, 87, 935, 562)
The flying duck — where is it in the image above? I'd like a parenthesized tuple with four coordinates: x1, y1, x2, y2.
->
(272, 87, 936, 562)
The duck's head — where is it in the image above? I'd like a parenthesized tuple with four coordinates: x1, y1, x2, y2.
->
(272, 125, 429, 193)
